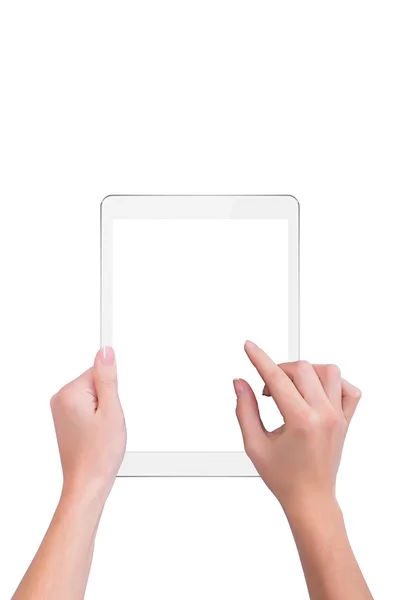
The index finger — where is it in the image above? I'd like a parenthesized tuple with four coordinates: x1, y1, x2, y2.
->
(244, 340, 308, 420)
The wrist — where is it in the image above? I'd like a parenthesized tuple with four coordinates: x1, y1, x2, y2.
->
(56, 492, 104, 541)
(60, 479, 110, 518)
(283, 495, 348, 565)
(49, 486, 105, 558)
(282, 492, 343, 531)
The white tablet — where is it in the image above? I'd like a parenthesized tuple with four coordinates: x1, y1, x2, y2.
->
(101, 195, 299, 476)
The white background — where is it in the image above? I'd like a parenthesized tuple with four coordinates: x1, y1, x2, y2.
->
(113, 218, 288, 451)
(0, 1, 399, 598)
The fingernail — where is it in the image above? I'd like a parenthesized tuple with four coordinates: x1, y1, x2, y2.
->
(233, 378, 244, 397)
(245, 340, 258, 349)
(100, 346, 115, 365)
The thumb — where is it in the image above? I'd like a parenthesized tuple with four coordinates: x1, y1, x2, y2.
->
(234, 378, 267, 457)
(93, 346, 119, 410)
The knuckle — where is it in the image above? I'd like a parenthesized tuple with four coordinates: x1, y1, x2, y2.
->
(50, 391, 71, 414)
(50, 384, 75, 409)
(324, 364, 341, 379)
(321, 408, 342, 430)
(295, 406, 344, 434)
(98, 376, 116, 389)
(296, 408, 319, 432)
(294, 360, 311, 374)
(49, 393, 58, 410)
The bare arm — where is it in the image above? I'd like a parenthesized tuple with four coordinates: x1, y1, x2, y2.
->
(285, 499, 370, 600)
(12, 492, 102, 600)
(12, 347, 126, 600)
(235, 341, 373, 600)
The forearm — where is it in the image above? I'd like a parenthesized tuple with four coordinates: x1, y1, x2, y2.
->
(12, 489, 105, 600)
(284, 497, 373, 600)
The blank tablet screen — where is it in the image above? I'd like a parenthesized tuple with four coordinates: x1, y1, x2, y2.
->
(113, 218, 288, 452)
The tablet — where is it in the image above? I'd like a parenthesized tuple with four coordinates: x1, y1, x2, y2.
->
(101, 195, 299, 476)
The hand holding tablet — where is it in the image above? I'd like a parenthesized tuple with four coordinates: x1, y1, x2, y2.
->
(50, 347, 126, 504)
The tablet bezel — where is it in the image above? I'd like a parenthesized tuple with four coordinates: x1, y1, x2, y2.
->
(101, 195, 299, 477)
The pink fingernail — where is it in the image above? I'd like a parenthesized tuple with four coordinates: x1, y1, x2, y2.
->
(245, 340, 258, 349)
(233, 378, 244, 397)
(100, 346, 115, 365)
